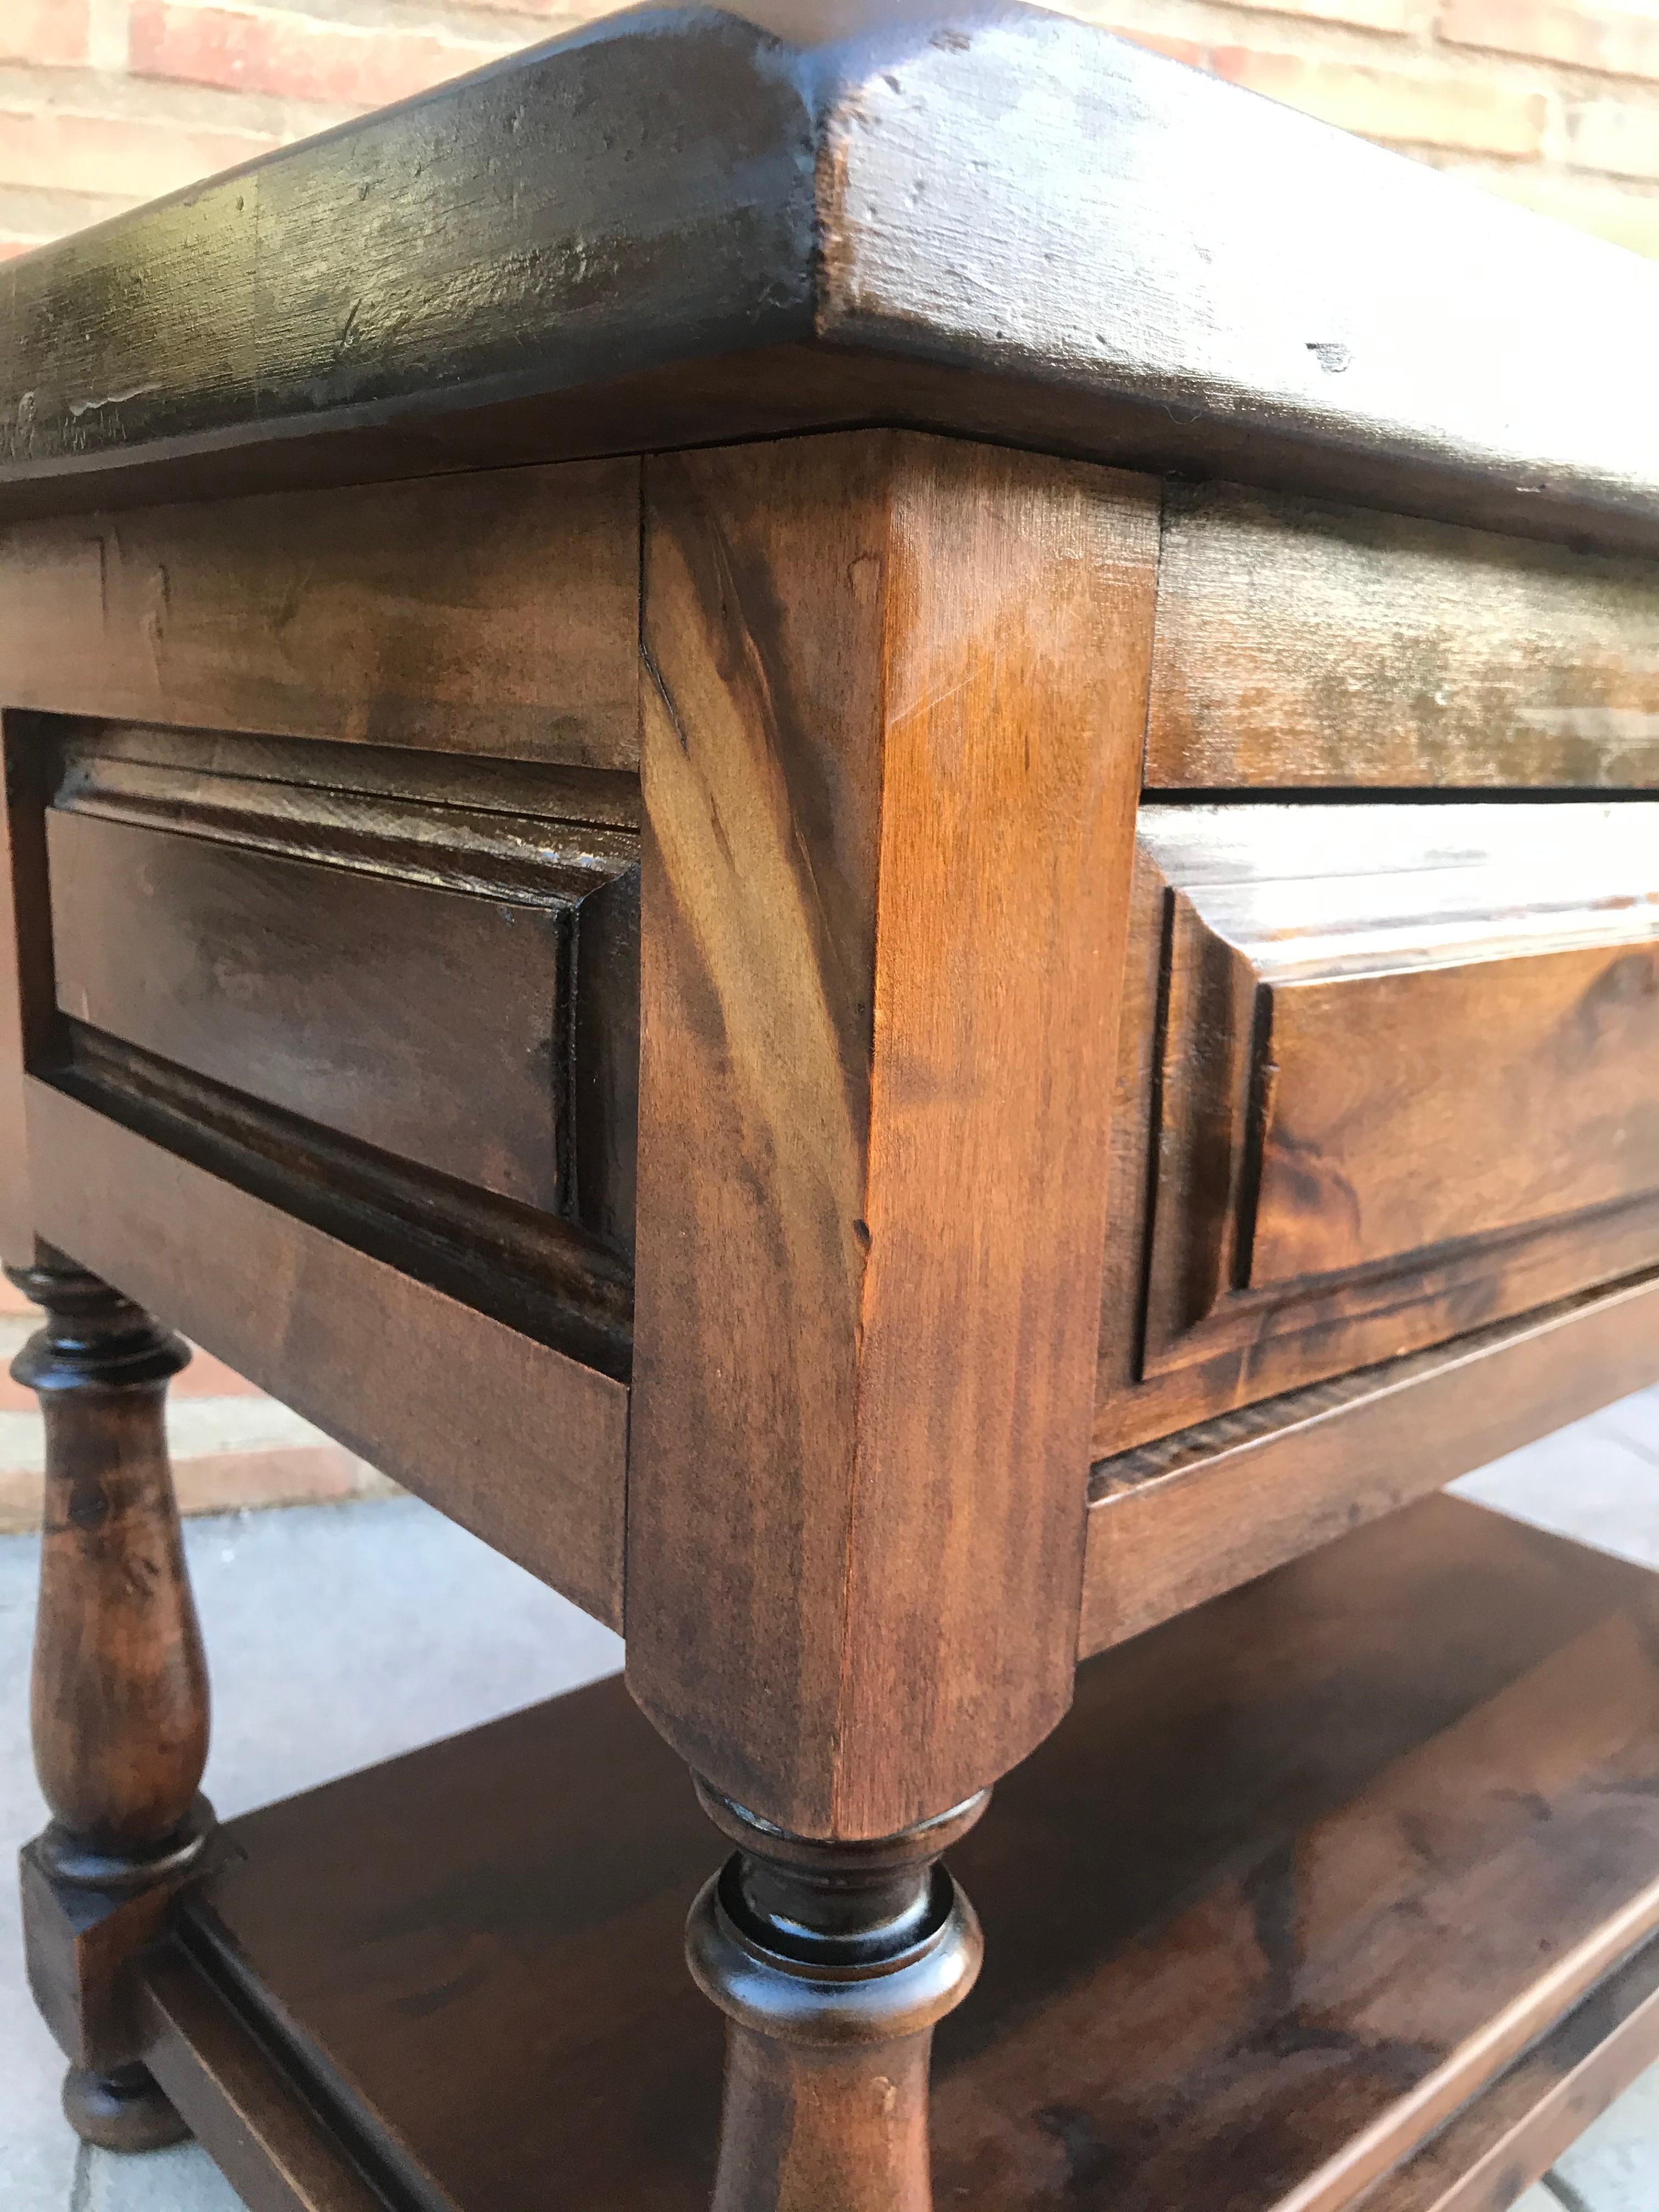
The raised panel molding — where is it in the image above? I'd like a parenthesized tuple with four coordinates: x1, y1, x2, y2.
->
(1097, 800, 1659, 1455)
(12, 715, 641, 1376)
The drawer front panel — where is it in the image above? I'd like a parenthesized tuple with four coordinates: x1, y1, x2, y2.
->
(1250, 946, 1659, 1286)
(19, 719, 640, 1377)
(49, 808, 569, 1212)
(1097, 800, 1659, 1454)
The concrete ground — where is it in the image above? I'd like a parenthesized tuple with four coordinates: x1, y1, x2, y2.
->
(2, 1391, 1657, 2212)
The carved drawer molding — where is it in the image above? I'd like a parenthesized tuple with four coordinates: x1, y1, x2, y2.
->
(1096, 800, 1659, 1455)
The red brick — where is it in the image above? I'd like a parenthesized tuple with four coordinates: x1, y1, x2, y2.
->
(1110, 25, 1207, 66)
(0, 0, 91, 70)
(131, 1, 516, 111)
(1214, 47, 1549, 155)
(1440, 0, 1659, 85)
(0, 108, 279, 203)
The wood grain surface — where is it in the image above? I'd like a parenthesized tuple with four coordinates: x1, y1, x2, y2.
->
(49, 812, 576, 1214)
(22, 1081, 628, 1627)
(36, 718, 641, 1260)
(148, 1496, 1659, 2212)
(1081, 1268, 1659, 1656)
(1, 8, 1655, 555)
(0, 460, 641, 767)
(1368, 1943, 1659, 2212)
(21, 1294, 204, 1859)
(1097, 801, 1659, 1452)
(12, 1257, 207, 2149)
(0, 724, 52, 1256)
(1147, 486, 1659, 789)
(628, 430, 1159, 1839)
(145, 1951, 391, 2212)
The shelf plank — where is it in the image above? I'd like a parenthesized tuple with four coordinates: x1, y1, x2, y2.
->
(154, 1496, 1659, 2212)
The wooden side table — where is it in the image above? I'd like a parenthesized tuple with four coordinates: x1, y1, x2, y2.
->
(3, 6, 1658, 2208)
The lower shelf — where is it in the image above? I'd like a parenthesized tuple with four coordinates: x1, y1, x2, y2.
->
(140, 1496, 1659, 2212)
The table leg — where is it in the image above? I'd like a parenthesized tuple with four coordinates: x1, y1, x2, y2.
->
(686, 1785, 987, 2212)
(9, 1253, 210, 2152)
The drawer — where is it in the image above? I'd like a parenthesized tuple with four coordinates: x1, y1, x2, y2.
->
(1095, 800, 1659, 1454)
(20, 718, 641, 1374)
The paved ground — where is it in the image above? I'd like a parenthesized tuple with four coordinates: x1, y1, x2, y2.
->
(2, 1390, 1656, 2211)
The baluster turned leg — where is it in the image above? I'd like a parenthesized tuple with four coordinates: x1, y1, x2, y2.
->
(9, 1253, 211, 2152)
(685, 1787, 988, 2212)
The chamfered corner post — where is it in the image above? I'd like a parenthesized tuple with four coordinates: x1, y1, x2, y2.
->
(9, 1249, 211, 2152)
(629, 430, 1162, 2205)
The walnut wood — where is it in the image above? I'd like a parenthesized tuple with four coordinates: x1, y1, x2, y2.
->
(0, 736, 46, 1256)
(51, 1025, 632, 1379)
(686, 1788, 986, 2212)
(1146, 484, 1659, 789)
(22, 1080, 628, 1627)
(627, 430, 1159, 1839)
(9, 1252, 209, 2151)
(1, 14, 1655, 2196)
(144, 1951, 391, 2212)
(46, 811, 628, 1221)
(0, 460, 641, 769)
(37, 720, 641, 1249)
(1081, 1268, 1659, 1656)
(135, 1498, 1659, 2212)
(2, 9, 1656, 557)
(1097, 802, 1659, 1453)
(1369, 1941, 1659, 2212)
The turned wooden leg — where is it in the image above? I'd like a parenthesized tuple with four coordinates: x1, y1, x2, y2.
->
(686, 1787, 987, 2212)
(9, 1253, 211, 2153)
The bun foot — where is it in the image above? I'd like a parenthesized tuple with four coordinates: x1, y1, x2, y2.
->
(63, 2062, 191, 2153)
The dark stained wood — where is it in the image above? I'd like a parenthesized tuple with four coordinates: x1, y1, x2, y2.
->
(144, 1498, 1659, 2212)
(1082, 1268, 1659, 1656)
(687, 1788, 986, 2212)
(1097, 802, 1659, 1454)
(0, 461, 641, 768)
(627, 430, 1159, 1839)
(46, 808, 634, 1222)
(16, 716, 641, 1302)
(145, 1951, 391, 2212)
(22, 1080, 628, 1628)
(1, 10, 1656, 555)
(1147, 485, 1659, 789)
(10, 1254, 209, 2151)
(1369, 1940, 1659, 2212)
(50, 814, 567, 1214)
(52, 1023, 634, 1380)
(2, 14, 1656, 2196)
(1246, 943, 1659, 1279)
(0, 720, 54, 1255)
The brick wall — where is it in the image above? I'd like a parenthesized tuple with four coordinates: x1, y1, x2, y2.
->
(0, 0, 1655, 263)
